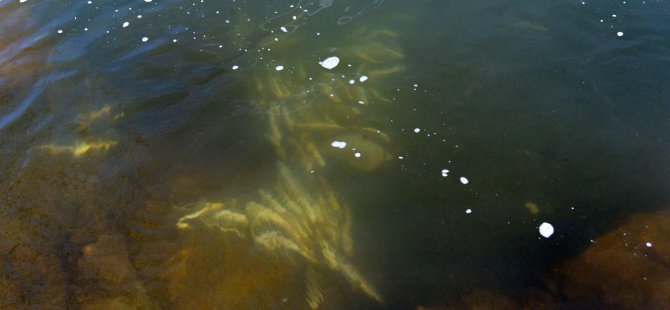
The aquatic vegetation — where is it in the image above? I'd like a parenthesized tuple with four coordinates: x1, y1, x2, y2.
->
(5, 0, 669, 308)
(39, 105, 122, 157)
(2, 1, 406, 307)
(178, 162, 383, 304)
(41, 140, 119, 157)
(238, 31, 403, 171)
(176, 9, 407, 307)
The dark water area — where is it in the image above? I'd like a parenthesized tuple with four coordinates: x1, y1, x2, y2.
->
(1, 0, 670, 309)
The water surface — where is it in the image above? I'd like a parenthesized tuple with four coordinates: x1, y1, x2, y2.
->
(1, 0, 670, 308)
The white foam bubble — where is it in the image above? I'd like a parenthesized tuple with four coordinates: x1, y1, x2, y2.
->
(539, 222, 554, 238)
(331, 141, 347, 149)
(123, 22, 130, 28)
(232, 65, 239, 70)
(460, 177, 469, 184)
(441, 169, 449, 177)
(354, 152, 361, 158)
(319, 56, 340, 70)
(466, 209, 472, 214)
(646, 242, 653, 247)
(275, 65, 284, 71)
(617, 31, 624, 37)
(359, 75, 368, 82)
(141, 37, 148, 42)
(413, 128, 421, 133)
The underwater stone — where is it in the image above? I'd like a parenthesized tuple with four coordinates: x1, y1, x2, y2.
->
(548, 208, 670, 308)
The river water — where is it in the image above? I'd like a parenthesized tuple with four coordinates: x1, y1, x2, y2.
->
(1, 0, 669, 309)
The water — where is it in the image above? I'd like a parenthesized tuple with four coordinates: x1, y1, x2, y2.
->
(1, 0, 670, 308)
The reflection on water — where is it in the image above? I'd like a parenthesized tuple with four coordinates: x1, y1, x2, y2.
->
(2, 0, 670, 308)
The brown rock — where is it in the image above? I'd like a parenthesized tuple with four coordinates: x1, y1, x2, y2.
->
(76, 233, 153, 308)
(549, 208, 670, 309)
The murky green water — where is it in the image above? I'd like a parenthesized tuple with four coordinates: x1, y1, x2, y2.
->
(2, 0, 670, 309)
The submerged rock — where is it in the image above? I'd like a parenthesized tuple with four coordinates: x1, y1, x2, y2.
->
(411, 207, 670, 309)
(546, 207, 670, 309)
(77, 233, 152, 309)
